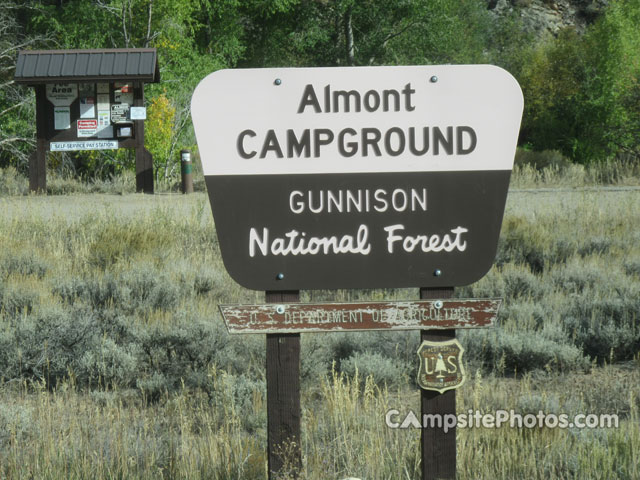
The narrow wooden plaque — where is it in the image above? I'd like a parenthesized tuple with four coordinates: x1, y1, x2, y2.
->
(220, 298, 500, 334)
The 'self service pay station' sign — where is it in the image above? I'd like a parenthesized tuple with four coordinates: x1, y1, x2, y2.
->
(192, 66, 523, 291)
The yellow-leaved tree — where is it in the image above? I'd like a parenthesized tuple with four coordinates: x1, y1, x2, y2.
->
(145, 92, 176, 182)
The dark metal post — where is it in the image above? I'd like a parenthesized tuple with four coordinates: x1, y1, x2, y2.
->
(181, 149, 194, 194)
(266, 290, 301, 479)
(421, 287, 456, 480)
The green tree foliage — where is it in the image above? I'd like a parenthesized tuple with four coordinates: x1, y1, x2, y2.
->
(237, 0, 491, 67)
(0, 1, 46, 170)
(520, 0, 640, 163)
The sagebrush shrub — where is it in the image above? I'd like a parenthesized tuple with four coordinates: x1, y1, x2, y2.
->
(496, 216, 548, 273)
(0, 286, 37, 317)
(462, 329, 589, 374)
(563, 295, 640, 362)
(501, 266, 548, 300)
(53, 268, 186, 314)
(551, 261, 611, 292)
(340, 351, 408, 388)
(577, 237, 611, 257)
(1, 254, 48, 279)
(624, 260, 640, 277)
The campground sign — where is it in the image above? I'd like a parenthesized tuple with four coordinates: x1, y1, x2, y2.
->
(192, 65, 523, 291)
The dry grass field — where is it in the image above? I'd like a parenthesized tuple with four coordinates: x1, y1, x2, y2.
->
(0, 163, 638, 479)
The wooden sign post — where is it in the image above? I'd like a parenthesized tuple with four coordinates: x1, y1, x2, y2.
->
(192, 65, 523, 479)
(265, 290, 302, 477)
(421, 287, 456, 480)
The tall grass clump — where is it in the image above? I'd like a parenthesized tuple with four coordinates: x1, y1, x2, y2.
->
(510, 151, 640, 189)
(0, 167, 28, 195)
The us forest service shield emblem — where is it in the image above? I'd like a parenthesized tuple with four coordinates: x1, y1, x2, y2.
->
(417, 339, 466, 393)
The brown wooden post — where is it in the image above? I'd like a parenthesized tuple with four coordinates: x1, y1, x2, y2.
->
(30, 85, 48, 193)
(266, 290, 301, 479)
(420, 286, 456, 480)
(133, 81, 153, 193)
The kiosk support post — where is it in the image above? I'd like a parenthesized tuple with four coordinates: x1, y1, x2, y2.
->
(134, 81, 153, 193)
(30, 85, 48, 193)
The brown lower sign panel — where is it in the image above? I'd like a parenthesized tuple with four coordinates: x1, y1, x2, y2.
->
(219, 298, 501, 334)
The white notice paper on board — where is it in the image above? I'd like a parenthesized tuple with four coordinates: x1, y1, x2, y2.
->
(129, 106, 146, 120)
(97, 93, 112, 138)
(98, 110, 110, 127)
(80, 97, 95, 119)
(97, 94, 110, 111)
(54, 107, 70, 130)
(97, 110, 112, 138)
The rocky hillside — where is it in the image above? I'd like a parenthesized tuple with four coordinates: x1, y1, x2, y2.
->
(488, 0, 609, 36)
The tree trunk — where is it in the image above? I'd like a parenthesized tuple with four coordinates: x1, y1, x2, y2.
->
(145, 0, 153, 47)
(344, 6, 355, 66)
(121, 3, 129, 47)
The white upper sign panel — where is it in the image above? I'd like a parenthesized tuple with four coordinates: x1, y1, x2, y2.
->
(192, 65, 523, 176)
(46, 83, 78, 107)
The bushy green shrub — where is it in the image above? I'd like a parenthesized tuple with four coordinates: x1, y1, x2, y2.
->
(501, 266, 548, 300)
(124, 269, 181, 312)
(0, 298, 267, 392)
(202, 370, 266, 433)
(136, 372, 170, 403)
(54, 275, 129, 310)
(496, 216, 548, 273)
(516, 392, 565, 416)
(498, 300, 547, 331)
(193, 269, 226, 297)
(549, 239, 578, 264)
(0, 285, 38, 317)
(464, 265, 548, 305)
(577, 237, 611, 257)
(624, 260, 640, 277)
(53, 268, 185, 314)
(340, 351, 409, 388)
(1, 254, 48, 279)
(551, 261, 611, 293)
(2, 307, 101, 387)
(462, 329, 589, 374)
(86, 218, 176, 270)
(0, 404, 35, 449)
(563, 295, 640, 362)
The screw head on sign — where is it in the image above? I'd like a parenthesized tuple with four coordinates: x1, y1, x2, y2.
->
(434, 269, 442, 277)
(276, 273, 284, 280)
(274, 78, 282, 85)
(430, 75, 438, 83)
(276, 305, 285, 314)
(434, 300, 443, 309)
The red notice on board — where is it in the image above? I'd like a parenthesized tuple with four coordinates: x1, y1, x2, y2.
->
(77, 119, 98, 137)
